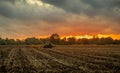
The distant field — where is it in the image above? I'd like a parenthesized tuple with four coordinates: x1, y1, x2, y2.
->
(0, 45, 120, 73)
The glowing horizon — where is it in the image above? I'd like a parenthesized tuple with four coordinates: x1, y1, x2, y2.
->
(2, 34, 119, 40)
(60, 34, 120, 40)
(0, 0, 120, 39)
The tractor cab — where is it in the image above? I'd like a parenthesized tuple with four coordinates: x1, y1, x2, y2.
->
(43, 41, 54, 48)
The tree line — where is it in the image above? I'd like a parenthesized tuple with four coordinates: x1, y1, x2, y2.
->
(0, 33, 120, 45)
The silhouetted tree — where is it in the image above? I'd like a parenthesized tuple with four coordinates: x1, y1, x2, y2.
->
(25, 37, 40, 45)
(40, 38, 50, 44)
(67, 37, 76, 45)
(59, 37, 68, 45)
(113, 39, 120, 44)
(0, 35, 120, 45)
(8, 39, 15, 45)
(16, 39, 24, 45)
(50, 33, 60, 44)
(0, 38, 5, 45)
(78, 38, 89, 44)
(98, 37, 113, 45)
(90, 36, 99, 44)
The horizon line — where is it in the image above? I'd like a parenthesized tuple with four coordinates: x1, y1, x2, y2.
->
(1, 34, 120, 40)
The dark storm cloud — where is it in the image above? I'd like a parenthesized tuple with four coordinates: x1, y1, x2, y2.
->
(0, 0, 120, 38)
(0, 0, 66, 22)
(0, 2, 14, 18)
(42, 0, 120, 12)
(42, 0, 120, 20)
(0, 0, 67, 38)
(42, 0, 85, 14)
(0, 0, 119, 21)
(0, 0, 26, 4)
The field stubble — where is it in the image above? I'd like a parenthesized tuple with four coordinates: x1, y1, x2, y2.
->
(0, 45, 120, 73)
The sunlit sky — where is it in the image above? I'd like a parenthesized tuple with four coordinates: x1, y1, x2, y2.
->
(0, 0, 120, 39)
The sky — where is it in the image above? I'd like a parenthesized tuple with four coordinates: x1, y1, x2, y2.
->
(0, 0, 120, 39)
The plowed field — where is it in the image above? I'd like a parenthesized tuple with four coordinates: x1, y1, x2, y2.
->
(0, 45, 120, 73)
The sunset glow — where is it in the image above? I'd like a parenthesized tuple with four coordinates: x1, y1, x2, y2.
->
(97, 34, 120, 40)
(0, 0, 120, 40)
(60, 34, 120, 40)
(36, 34, 120, 40)
(61, 35, 93, 39)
